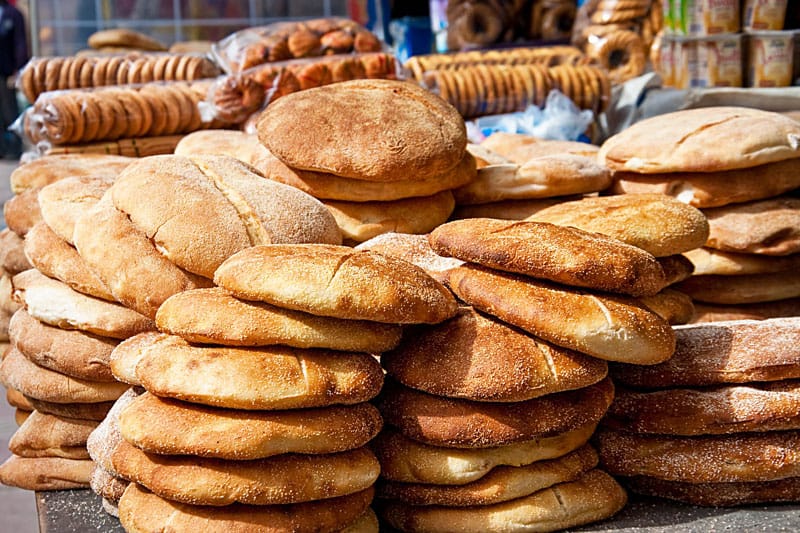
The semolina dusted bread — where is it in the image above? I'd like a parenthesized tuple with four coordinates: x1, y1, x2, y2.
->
(9, 154, 132, 194)
(37, 176, 113, 245)
(9, 410, 98, 459)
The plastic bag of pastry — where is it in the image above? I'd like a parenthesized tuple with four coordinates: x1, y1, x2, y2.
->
(205, 52, 401, 124)
(16, 53, 222, 105)
(211, 18, 383, 73)
(675, 0, 739, 36)
(743, 0, 788, 31)
(746, 31, 796, 87)
(22, 81, 234, 146)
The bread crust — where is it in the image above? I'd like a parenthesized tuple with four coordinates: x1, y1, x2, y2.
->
(704, 197, 800, 256)
(9, 410, 98, 459)
(623, 475, 800, 507)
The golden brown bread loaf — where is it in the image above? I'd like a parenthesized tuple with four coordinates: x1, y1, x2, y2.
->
(692, 299, 800, 323)
(27, 397, 114, 421)
(119, 393, 382, 460)
(257, 79, 467, 182)
(0, 228, 32, 275)
(354, 232, 464, 285)
(155, 288, 402, 352)
(5, 387, 33, 411)
(657, 254, 695, 286)
(0, 455, 93, 490)
(637, 288, 695, 325)
(378, 377, 614, 448)
(452, 196, 580, 221)
(37, 176, 113, 245)
(88, 29, 166, 51)
(9, 410, 97, 459)
(685, 247, 800, 276)
(703, 197, 800, 256)
(214, 244, 458, 324)
(3, 189, 42, 237)
(383, 307, 607, 402)
(677, 271, 800, 304)
(447, 264, 675, 364)
(430, 219, 667, 297)
(480, 133, 600, 162)
(9, 154, 132, 194)
(86, 388, 141, 475)
(623, 476, 800, 507)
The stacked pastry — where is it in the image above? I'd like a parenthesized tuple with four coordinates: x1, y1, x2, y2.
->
(602, 107, 800, 322)
(102, 244, 457, 531)
(600, 317, 800, 506)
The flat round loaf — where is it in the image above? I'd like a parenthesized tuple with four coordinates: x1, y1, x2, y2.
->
(377, 445, 598, 507)
(529, 193, 710, 257)
(23, 221, 115, 301)
(88, 29, 165, 51)
(692, 299, 800, 323)
(452, 197, 580, 221)
(447, 265, 675, 364)
(37, 176, 113, 245)
(264, 151, 477, 202)
(480, 133, 599, 163)
(119, 392, 382, 459)
(127, 332, 384, 409)
(676, 271, 800, 304)
(6, 387, 33, 410)
(623, 475, 800, 507)
(599, 107, 800, 173)
(174, 130, 270, 167)
(9, 154, 132, 194)
(28, 397, 114, 421)
(156, 288, 402, 352)
(119, 484, 374, 533)
(0, 228, 31, 274)
(12, 269, 155, 338)
(380, 469, 626, 533)
(214, 244, 458, 324)
(4, 188, 42, 237)
(610, 157, 800, 208)
(0, 270, 21, 315)
(9, 410, 97, 459)
(109, 154, 341, 279)
(611, 318, 800, 387)
(10, 309, 117, 382)
(657, 254, 695, 286)
(257, 79, 466, 182)
(0, 347, 127, 404)
(373, 424, 596, 485)
(596, 428, 800, 482)
(109, 331, 161, 386)
(355, 232, 464, 285)
(606, 380, 800, 436)
(87, 388, 141, 475)
(112, 441, 379, 506)
(685, 247, 800, 276)
(0, 455, 93, 490)
(704, 197, 800, 256)
(453, 155, 611, 204)
(637, 288, 695, 325)
(383, 307, 607, 402)
(430, 219, 666, 297)
(91, 465, 128, 503)
(378, 377, 614, 448)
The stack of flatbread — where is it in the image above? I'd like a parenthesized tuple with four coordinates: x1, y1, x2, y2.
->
(601, 107, 800, 322)
(600, 318, 800, 506)
(99, 243, 456, 532)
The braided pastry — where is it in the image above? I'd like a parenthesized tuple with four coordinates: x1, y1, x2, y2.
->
(586, 30, 646, 83)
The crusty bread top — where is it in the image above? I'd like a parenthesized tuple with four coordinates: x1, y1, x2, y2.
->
(4, 189, 42, 237)
(37, 176, 113, 245)
(257, 79, 467, 182)
(703, 196, 800, 256)
(10, 155, 132, 194)
(685, 247, 800, 276)
(599, 107, 800, 173)
(430, 219, 666, 297)
(355, 232, 464, 285)
(529, 193, 709, 257)
(214, 244, 458, 324)
(87, 28, 165, 51)
(481, 133, 599, 163)
(173, 130, 269, 168)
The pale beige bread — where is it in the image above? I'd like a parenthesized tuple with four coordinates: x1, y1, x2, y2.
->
(599, 107, 800, 173)
(612, 318, 800, 387)
(378, 377, 614, 448)
(430, 219, 666, 297)
(88, 29, 166, 51)
(383, 307, 607, 402)
(355, 232, 464, 285)
(597, 428, 800, 483)
(452, 196, 581, 221)
(109, 331, 162, 386)
(257, 79, 467, 182)
(466, 143, 514, 167)
(481, 132, 600, 163)
(119, 392, 382, 459)
(0, 228, 31, 274)
(324, 191, 455, 244)
(27, 397, 114, 421)
(23, 222, 116, 301)
(529, 193, 710, 257)
(125, 332, 384, 409)
(263, 150, 477, 202)
(0, 347, 128, 404)
(112, 441, 379, 506)
(610, 158, 800, 208)
(380, 469, 627, 533)
(657, 254, 695, 286)
(91, 465, 128, 503)
(73, 193, 214, 317)
(119, 484, 375, 533)
(685, 247, 800, 276)
(3, 189, 42, 237)
(0, 269, 21, 315)
(174, 130, 270, 168)
(12, 269, 155, 338)
(109, 155, 341, 280)
(623, 475, 800, 507)
(9, 309, 117, 382)
(15, 409, 30, 426)
(704, 197, 800, 256)
(6, 387, 34, 410)
(692, 299, 800, 323)
(676, 271, 800, 304)
(447, 265, 675, 364)
(37, 176, 113, 245)
(156, 288, 402, 351)
(215, 244, 458, 324)
(87, 388, 141, 475)
(9, 410, 97, 459)
(0, 455, 93, 490)
(605, 380, 800, 436)
(9, 154, 133, 194)
(637, 288, 695, 325)
(453, 155, 611, 205)
(377, 445, 598, 507)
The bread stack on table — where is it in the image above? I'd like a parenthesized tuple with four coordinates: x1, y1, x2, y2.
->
(603, 107, 800, 323)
